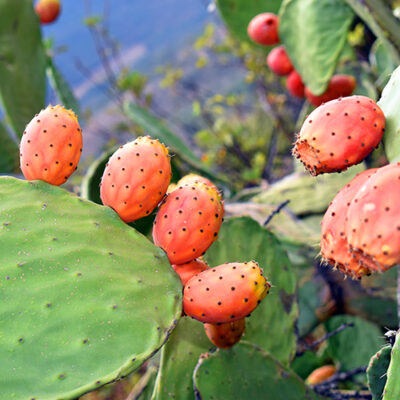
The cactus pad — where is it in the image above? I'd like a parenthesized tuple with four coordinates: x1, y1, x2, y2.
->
(0, 177, 182, 399)
(367, 345, 391, 400)
(193, 342, 325, 400)
(204, 217, 297, 366)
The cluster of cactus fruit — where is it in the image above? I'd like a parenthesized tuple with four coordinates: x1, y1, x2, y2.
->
(291, 93, 400, 279)
(18, 104, 271, 350)
(247, 12, 356, 105)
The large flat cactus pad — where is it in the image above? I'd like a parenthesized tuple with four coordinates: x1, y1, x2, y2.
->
(0, 177, 182, 400)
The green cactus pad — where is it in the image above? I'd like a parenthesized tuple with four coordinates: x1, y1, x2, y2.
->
(204, 217, 297, 366)
(367, 345, 391, 400)
(324, 315, 384, 372)
(383, 332, 400, 399)
(193, 342, 325, 400)
(252, 164, 365, 215)
(378, 65, 400, 163)
(0, 177, 182, 400)
(151, 317, 210, 400)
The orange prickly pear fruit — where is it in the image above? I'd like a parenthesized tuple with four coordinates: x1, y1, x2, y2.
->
(293, 95, 385, 176)
(183, 261, 270, 323)
(346, 163, 400, 273)
(306, 365, 337, 385)
(177, 173, 221, 200)
(152, 182, 223, 264)
(100, 136, 171, 223)
(172, 258, 209, 286)
(20, 105, 82, 186)
(305, 74, 356, 107)
(321, 168, 378, 279)
(267, 46, 293, 76)
(35, 0, 61, 24)
(204, 318, 245, 349)
(247, 13, 279, 46)
(287, 70, 305, 98)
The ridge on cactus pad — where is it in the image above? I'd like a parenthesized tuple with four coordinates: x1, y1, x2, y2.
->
(0, 177, 182, 400)
(20, 105, 82, 186)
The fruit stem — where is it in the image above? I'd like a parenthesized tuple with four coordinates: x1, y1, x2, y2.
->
(343, 0, 400, 63)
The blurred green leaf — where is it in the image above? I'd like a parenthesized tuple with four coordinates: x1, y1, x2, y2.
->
(325, 315, 384, 371)
(378, 65, 400, 162)
(84, 15, 102, 26)
(0, 121, 19, 173)
(0, 0, 46, 136)
(47, 56, 80, 115)
(279, 0, 354, 95)
(123, 102, 224, 183)
(370, 40, 396, 88)
(216, 0, 282, 44)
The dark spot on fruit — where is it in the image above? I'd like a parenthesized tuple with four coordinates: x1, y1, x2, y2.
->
(385, 207, 390, 211)
(199, 211, 202, 215)
(206, 288, 209, 291)
(182, 227, 186, 231)
(331, 212, 335, 217)
(244, 298, 248, 302)
(231, 287, 235, 291)
(56, 161, 59, 164)
(175, 196, 179, 200)
(347, 136, 351, 139)
(331, 132, 335, 136)
(364, 218, 368, 223)
(241, 275, 245, 278)
(254, 281, 258, 285)
(68, 143, 72, 147)
(219, 276, 223, 280)
(218, 302, 221, 305)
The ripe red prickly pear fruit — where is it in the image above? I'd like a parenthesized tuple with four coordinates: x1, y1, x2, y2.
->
(177, 174, 221, 201)
(20, 105, 82, 186)
(183, 261, 271, 323)
(287, 70, 305, 98)
(306, 365, 337, 385)
(305, 75, 356, 107)
(152, 183, 224, 264)
(267, 46, 293, 76)
(172, 258, 209, 286)
(35, 0, 61, 24)
(100, 136, 171, 223)
(293, 95, 385, 176)
(346, 163, 400, 272)
(321, 169, 378, 279)
(204, 318, 245, 349)
(247, 13, 279, 46)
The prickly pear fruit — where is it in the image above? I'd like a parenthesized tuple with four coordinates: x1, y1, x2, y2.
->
(35, 0, 61, 24)
(100, 136, 171, 223)
(177, 174, 221, 200)
(166, 183, 177, 194)
(267, 46, 293, 76)
(20, 105, 82, 186)
(306, 365, 336, 385)
(247, 13, 279, 46)
(183, 261, 271, 323)
(152, 182, 223, 264)
(346, 163, 400, 272)
(204, 318, 245, 349)
(305, 74, 356, 107)
(321, 169, 378, 279)
(293, 96, 385, 176)
(172, 258, 209, 286)
(287, 70, 305, 98)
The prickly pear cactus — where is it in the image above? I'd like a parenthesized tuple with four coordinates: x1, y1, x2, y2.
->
(0, 177, 182, 400)
(378, 65, 400, 163)
(383, 332, 400, 399)
(151, 317, 211, 400)
(193, 342, 325, 400)
(205, 217, 297, 366)
(367, 345, 391, 400)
